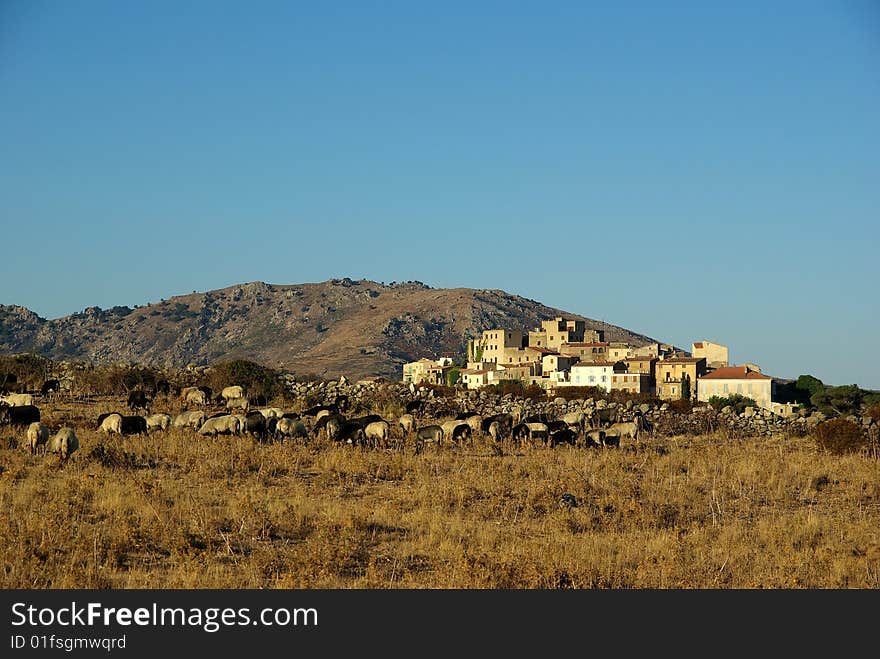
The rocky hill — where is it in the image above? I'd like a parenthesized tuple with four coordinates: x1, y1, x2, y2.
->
(0, 279, 661, 380)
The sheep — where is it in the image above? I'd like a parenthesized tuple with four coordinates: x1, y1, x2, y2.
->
(198, 415, 241, 436)
(398, 413, 415, 435)
(225, 397, 250, 413)
(562, 411, 585, 432)
(173, 410, 206, 430)
(99, 413, 123, 435)
(364, 420, 390, 449)
(26, 422, 50, 454)
(221, 385, 245, 401)
(0, 393, 34, 407)
(145, 413, 171, 432)
(47, 427, 79, 461)
(184, 389, 208, 406)
(441, 420, 471, 444)
(414, 425, 443, 452)
(464, 414, 482, 436)
(606, 421, 639, 443)
(257, 408, 284, 420)
(275, 417, 308, 441)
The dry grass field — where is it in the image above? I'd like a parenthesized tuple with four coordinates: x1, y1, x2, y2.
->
(2, 395, 879, 589)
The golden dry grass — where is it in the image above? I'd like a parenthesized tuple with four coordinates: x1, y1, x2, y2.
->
(1, 396, 879, 588)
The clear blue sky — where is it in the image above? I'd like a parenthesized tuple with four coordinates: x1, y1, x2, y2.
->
(1, 1, 878, 388)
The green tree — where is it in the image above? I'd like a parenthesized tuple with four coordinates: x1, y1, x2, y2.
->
(446, 368, 461, 387)
(810, 385, 863, 417)
(681, 374, 691, 401)
(794, 374, 825, 406)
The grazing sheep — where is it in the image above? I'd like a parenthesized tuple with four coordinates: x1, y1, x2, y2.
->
(127, 390, 151, 411)
(441, 420, 471, 443)
(48, 427, 79, 461)
(584, 428, 605, 447)
(481, 413, 512, 435)
(414, 424, 443, 451)
(257, 408, 284, 420)
(464, 414, 482, 435)
(364, 420, 390, 449)
(198, 415, 241, 436)
(145, 413, 171, 432)
(336, 421, 366, 446)
(221, 385, 245, 401)
(184, 389, 208, 406)
(550, 427, 578, 447)
(26, 422, 50, 454)
(398, 414, 415, 435)
(606, 421, 639, 443)
(225, 397, 250, 413)
(0, 404, 40, 427)
(0, 393, 34, 407)
(525, 422, 549, 443)
(173, 411, 206, 430)
(275, 417, 308, 441)
(99, 413, 123, 435)
(120, 416, 147, 435)
(562, 411, 585, 431)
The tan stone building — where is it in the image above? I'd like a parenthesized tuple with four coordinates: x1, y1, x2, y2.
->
(607, 342, 631, 362)
(402, 358, 453, 386)
(624, 355, 658, 377)
(611, 372, 653, 394)
(692, 341, 729, 369)
(460, 368, 491, 390)
(542, 354, 577, 374)
(472, 329, 526, 365)
(559, 342, 608, 363)
(697, 365, 774, 410)
(528, 317, 602, 350)
(656, 357, 707, 400)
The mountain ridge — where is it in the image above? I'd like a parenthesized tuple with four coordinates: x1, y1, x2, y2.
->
(0, 279, 663, 380)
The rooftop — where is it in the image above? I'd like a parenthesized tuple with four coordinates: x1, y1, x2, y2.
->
(701, 365, 771, 380)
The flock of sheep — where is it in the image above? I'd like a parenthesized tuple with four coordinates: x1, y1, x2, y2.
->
(1, 383, 643, 464)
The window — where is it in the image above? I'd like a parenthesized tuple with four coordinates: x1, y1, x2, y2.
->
(589, 376, 596, 383)
(601, 376, 606, 382)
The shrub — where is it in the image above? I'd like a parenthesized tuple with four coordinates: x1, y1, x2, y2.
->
(667, 399, 694, 414)
(867, 403, 880, 423)
(813, 418, 867, 455)
(418, 383, 458, 398)
(483, 380, 545, 400)
(553, 386, 602, 401)
(708, 394, 757, 414)
(205, 360, 283, 401)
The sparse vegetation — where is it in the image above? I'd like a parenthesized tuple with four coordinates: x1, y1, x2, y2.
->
(813, 418, 868, 456)
(1, 392, 879, 588)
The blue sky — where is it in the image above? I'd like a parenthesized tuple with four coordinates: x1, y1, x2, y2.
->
(1, 1, 878, 388)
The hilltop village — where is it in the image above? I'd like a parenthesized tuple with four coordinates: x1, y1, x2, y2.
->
(403, 317, 798, 416)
